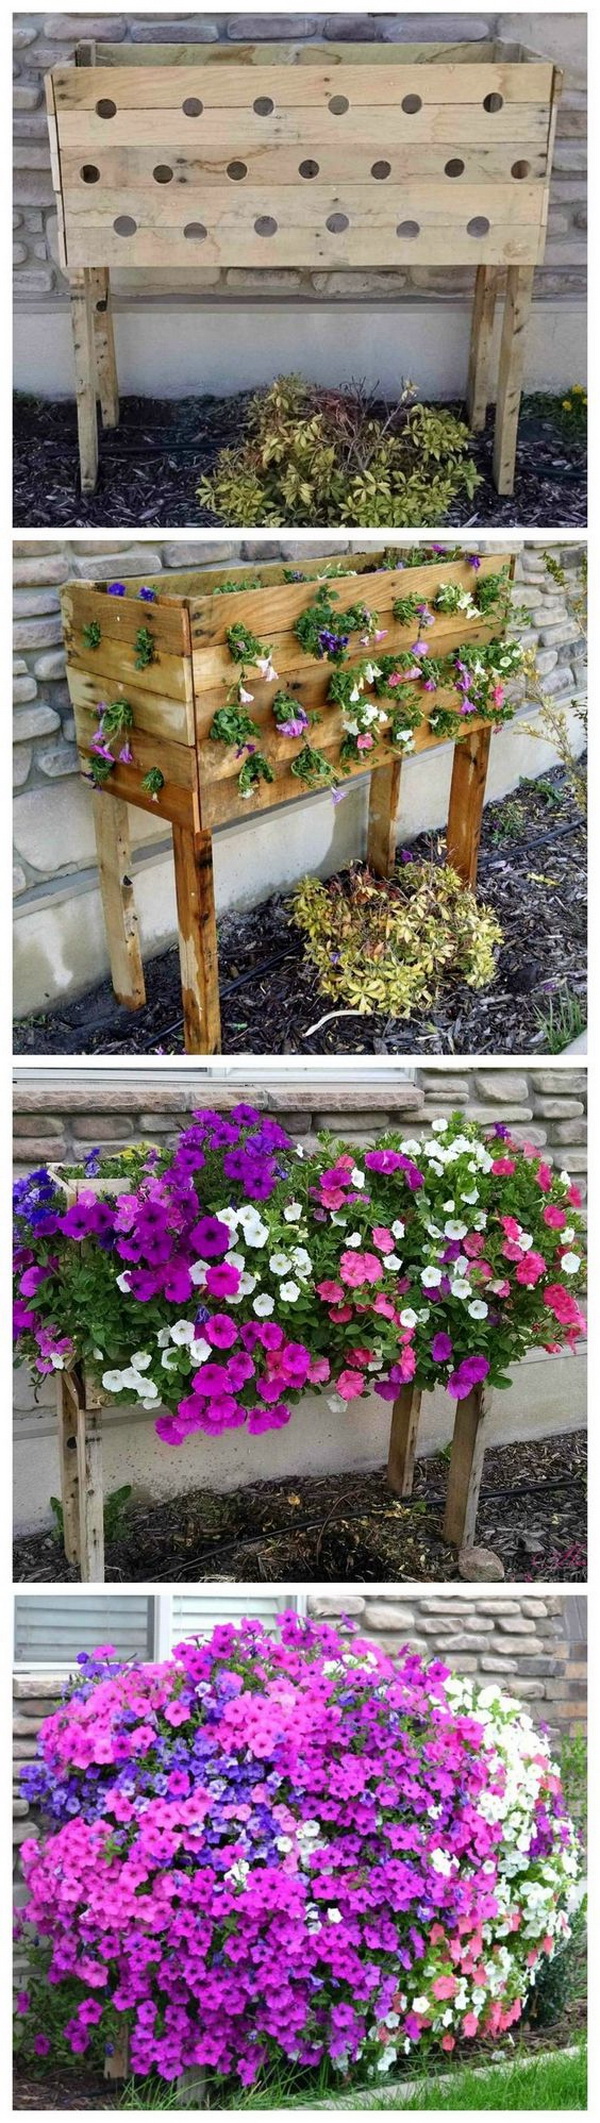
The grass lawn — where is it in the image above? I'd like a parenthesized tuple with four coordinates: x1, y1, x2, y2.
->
(116, 2043, 586, 2111)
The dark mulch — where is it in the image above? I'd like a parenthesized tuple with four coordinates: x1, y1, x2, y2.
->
(13, 767, 586, 1057)
(13, 2065, 117, 2110)
(13, 1431, 587, 1586)
(13, 390, 586, 530)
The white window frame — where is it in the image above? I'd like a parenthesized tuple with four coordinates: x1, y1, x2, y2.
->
(13, 1590, 306, 1671)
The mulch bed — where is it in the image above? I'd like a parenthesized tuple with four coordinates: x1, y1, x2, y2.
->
(13, 767, 586, 1056)
(13, 391, 586, 529)
(13, 1431, 587, 1586)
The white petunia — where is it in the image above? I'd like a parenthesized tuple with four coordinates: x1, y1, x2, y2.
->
(445, 1218, 468, 1239)
(102, 1369, 125, 1392)
(350, 1167, 365, 1188)
(327, 1908, 343, 1924)
(399, 1308, 418, 1328)
(468, 1299, 489, 1319)
(170, 1320, 196, 1346)
(561, 1252, 580, 1274)
(140, 1379, 158, 1401)
(242, 1220, 270, 1249)
(284, 1202, 303, 1223)
(116, 1270, 132, 1294)
(156, 1326, 171, 1349)
(384, 1253, 402, 1270)
(131, 1351, 152, 1371)
(391, 1219, 405, 1239)
(253, 1293, 275, 1316)
(280, 1280, 300, 1302)
(269, 1252, 292, 1276)
(190, 1338, 211, 1365)
(422, 1265, 442, 1288)
(345, 1231, 362, 1248)
(189, 1260, 208, 1286)
(290, 1247, 312, 1275)
(161, 1349, 180, 1372)
(450, 1279, 471, 1299)
(431, 1117, 448, 1134)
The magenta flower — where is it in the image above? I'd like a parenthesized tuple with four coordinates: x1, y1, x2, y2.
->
(189, 1215, 231, 1259)
(431, 1332, 453, 1363)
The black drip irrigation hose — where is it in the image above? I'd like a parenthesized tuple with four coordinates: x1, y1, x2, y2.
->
(140, 947, 301, 1050)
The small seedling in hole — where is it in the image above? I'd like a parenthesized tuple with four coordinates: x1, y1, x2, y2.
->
(134, 626, 156, 670)
(142, 767, 165, 801)
(83, 620, 102, 649)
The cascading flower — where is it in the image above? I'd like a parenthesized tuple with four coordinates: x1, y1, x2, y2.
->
(16, 1617, 583, 2091)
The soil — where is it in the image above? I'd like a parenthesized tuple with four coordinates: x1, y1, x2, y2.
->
(13, 766, 587, 1057)
(13, 391, 586, 530)
(13, 1431, 587, 1587)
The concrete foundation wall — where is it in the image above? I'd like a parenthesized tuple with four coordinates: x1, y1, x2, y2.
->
(13, 537, 587, 1017)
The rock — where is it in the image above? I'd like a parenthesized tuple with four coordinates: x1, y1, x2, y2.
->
(13, 703, 60, 741)
(458, 1546, 505, 1582)
(13, 747, 32, 789)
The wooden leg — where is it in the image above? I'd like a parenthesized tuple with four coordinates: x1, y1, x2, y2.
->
(75, 1392, 105, 1583)
(387, 1383, 423, 1497)
(175, 2070, 206, 2106)
(446, 726, 492, 888)
(443, 1385, 492, 1548)
(367, 758, 403, 877)
(492, 265, 535, 496)
(89, 266, 119, 430)
(466, 265, 499, 432)
(105, 2027, 130, 2082)
(56, 1370, 83, 1568)
(92, 790, 146, 1010)
(173, 824, 221, 1054)
(69, 268, 99, 494)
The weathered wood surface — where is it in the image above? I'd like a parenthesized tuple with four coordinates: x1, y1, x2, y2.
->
(91, 790, 146, 1011)
(492, 264, 536, 494)
(387, 1383, 423, 1496)
(467, 263, 499, 430)
(173, 825, 221, 1055)
(443, 1385, 493, 1547)
(446, 726, 493, 887)
(53, 61, 555, 110)
(367, 758, 403, 877)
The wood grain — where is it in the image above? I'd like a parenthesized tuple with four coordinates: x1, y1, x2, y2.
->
(366, 758, 403, 877)
(443, 1385, 492, 1547)
(387, 1384, 423, 1496)
(173, 825, 221, 1054)
(91, 790, 146, 1011)
(446, 726, 493, 886)
(492, 264, 535, 494)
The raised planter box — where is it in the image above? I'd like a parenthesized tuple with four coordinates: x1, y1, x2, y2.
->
(45, 36, 562, 494)
(61, 544, 516, 1052)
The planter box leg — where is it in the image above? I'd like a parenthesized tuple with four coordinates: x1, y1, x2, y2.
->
(173, 824, 221, 1054)
(92, 790, 146, 1010)
(387, 1383, 423, 1497)
(69, 268, 99, 494)
(89, 267, 119, 430)
(467, 265, 499, 432)
(446, 726, 492, 888)
(366, 758, 402, 877)
(56, 1370, 83, 1568)
(76, 1397, 105, 1583)
(492, 265, 535, 497)
(443, 1385, 492, 1548)
(175, 2068, 206, 2106)
(104, 2026, 130, 2081)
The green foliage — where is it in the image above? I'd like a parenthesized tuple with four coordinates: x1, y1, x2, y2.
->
(141, 768, 165, 800)
(49, 1484, 132, 1546)
(82, 620, 102, 649)
(292, 863, 502, 1018)
(197, 376, 481, 528)
(213, 576, 263, 595)
(526, 1908, 586, 2030)
(392, 593, 422, 627)
(237, 752, 275, 799)
(88, 756, 114, 787)
(98, 698, 134, 739)
(532, 989, 586, 1053)
(226, 621, 271, 666)
(134, 627, 156, 671)
(289, 744, 337, 789)
(209, 705, 260, 747)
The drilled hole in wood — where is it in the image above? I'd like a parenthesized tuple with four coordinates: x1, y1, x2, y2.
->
(326, 212, 349, 233)
(299, 159, 319, 178)
(396, 219, 420, 238)
(511, 158, 531, 178)
(254, 215, 278, 237)
(227, 160, 248, 180)
(445, 158, 465, 177)
(483, 92, 504, 112)
(254, 96, 274, 115)
(467, 215, 491, 237)
(80, 163, 100, 183)
(402, 94, 422, 114)
(372, 159, 391, 180)
(113, 215, 137, 237)
(328, 95, 349, 115)
(153, 164, 173, 183)
(95, 98, 116, 119)
(183, 222, 207, 240)
(182, 97, 203, 117)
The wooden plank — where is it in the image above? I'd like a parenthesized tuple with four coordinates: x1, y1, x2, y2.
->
(387, 1383, 423, 1496)
(443, 1385, 492, 1547)
(492, 264, 535, 493)
(61, 142, 548, 189)
(65, 627, 192, 704)
(189, 549, 513, 645)
(75, 1400, 105, 1583)
(466, 264, 499, 431)
(91, 789, 146, 1011)
(68, 270, 98, 493)
(66, 663, 193, 748)
(88, 42, 501, 71)
(56, 1372, 83, 1567)
(57, 105, 552, 152)
(44, 74, 68, 271)
(79, 757, 196, 831)
(446, 726, 493, 887)
(63, 182, 546, 230)
(173, 826, 221, 1055)
(63, 580, 189, 656)
(366, 758, 403, 877)
(75, 702, 196, 790)
(65, 222, 544, 270)
(88, 267, 119, 428)
(53, 62, 555, 109)
(192, 613, 508, 698)
(104, 2027, 130, 2081)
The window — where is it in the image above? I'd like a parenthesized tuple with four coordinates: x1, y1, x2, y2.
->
(14, 1591, 304, 1668)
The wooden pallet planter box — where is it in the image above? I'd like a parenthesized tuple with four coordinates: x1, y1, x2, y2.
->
(62, 544, 516, 1054)
(45, 37, 562, 496)
(53, 1162, 495, 1584)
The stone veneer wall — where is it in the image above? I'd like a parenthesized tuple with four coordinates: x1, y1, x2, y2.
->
(13, 538, 586, 1015)
(12, 1592, 587, 1965)
(13, 12, 586, 314)
(12, 1064, 589, 1191)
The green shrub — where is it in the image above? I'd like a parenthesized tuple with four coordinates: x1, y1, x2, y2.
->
(198, 376, 481, 528)
(292, 862, 501, 1017)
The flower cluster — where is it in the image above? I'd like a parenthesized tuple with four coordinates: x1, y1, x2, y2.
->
(17, 1617, 583, 2090)
(13, 1109, 586, 1446)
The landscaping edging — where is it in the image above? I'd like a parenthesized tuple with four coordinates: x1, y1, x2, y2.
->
(309, 2042, 583, 2107)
